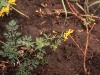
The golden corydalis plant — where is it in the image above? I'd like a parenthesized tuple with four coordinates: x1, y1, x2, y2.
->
(0, 0, 30, 18)
(63, 29, 74, 41)
(0, 0, 16, 17)
(8, 0, 16, 5)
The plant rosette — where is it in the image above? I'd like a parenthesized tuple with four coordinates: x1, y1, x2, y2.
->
(0, 0, 16, 17)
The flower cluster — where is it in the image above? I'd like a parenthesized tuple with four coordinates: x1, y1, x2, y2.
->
(63, 29, 74, 41)
(0, 0, 16, 17)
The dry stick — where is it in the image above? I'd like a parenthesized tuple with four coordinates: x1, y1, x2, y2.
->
(88, 23, 95, 34)
(69, 24, 95, 75)
(69, 35, 84, 55)
(66, 0, 100, 24)
(66, 0, 80, 19)
(69, 2, 79, 14)
(66, 0, 80, 16)
(83, 23, 95, 74)
(66, 0, 85, 22)
(11, 6, 30, 19)
(66, 0, 100, 20)
(66, 1, 96, 74)
(66, 0, 76, 14)
(64, 11, 99, 19)
(80, 14, 99, 19)
(83, 25, 89, 74)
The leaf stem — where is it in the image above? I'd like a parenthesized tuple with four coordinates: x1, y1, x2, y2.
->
(0, 40, 5, 45)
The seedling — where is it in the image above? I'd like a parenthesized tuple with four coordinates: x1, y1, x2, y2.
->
(0, 20, 62, 75)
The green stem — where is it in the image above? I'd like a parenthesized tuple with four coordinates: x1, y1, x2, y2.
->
(94, 4, 100, 14)
(17, 58, 20, 65)
(61, 0, 67, 25)
(11, 6, 30, 19)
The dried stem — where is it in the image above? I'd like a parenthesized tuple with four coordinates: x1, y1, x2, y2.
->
(83, 25, 89, 74)
(66, 0, 85, 22)
(69, 35, 84, 55)
(83, 23, 95, 74)
(11, 6, 30, 19)
(88, 23, 95, 34)
(65, 0, 96, 74)
(69, 24, 95, 75)
(66, 0, 97, 74)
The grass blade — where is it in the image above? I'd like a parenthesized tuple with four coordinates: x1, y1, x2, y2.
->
(69, 0, 78, 2)
(89, 0, 100, 7)
(76, 2, 85, 12)
(94, 3, 100, 13)
(85, 2, 89, 14)
(61, 0, 67, 25)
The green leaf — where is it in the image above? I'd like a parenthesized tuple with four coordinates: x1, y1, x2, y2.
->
(41, 50, 46, 54)
(22, 35, 32, 41)
(36, 52, 44, 59)
(50, 44, 57, 51)
(16, 38, 22, 45)
(13, 25, 19, 30)
(0, 0, 7, 8)
(6, 25, 12, 31)
(32, 60, 39, 68)
(43, 34, 49, 39)
(0, 51, 4, 55)
(16, 32, 21, 36)
(56, 39, 61, 45)
(35, 37, 45, 50)
(9, 20, 16, 26)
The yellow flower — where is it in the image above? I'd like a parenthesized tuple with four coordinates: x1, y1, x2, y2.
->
(3, 4, 10, 13)
(0, 12, 4, 17)
(0, 4, 10, 16)
(8, 0, 16, 5)
(0, 0, 16, 17)
(0, 8, 4, 16)
(63, 29, 74, 41)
